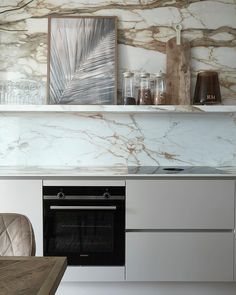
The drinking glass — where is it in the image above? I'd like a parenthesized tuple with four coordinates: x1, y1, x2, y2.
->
(0, 80, 45, 104)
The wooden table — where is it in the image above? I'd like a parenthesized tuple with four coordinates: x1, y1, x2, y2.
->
(0, 256, 67, 295)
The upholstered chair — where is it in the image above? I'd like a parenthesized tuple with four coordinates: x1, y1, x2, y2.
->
(0, 213, 36, 256)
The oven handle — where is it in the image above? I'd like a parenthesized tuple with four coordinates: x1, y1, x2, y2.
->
(49, 205, 117, 210)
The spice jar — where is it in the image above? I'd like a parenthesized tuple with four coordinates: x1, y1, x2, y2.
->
(122, 71, 136, 105)
(153, 72, 167, 105)
(137, 72, 153, 105)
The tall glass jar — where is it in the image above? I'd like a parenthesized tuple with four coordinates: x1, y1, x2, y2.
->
(122, 71, 136, 105)
(153, 72, 167, 105)
(137, 72, 152, 105)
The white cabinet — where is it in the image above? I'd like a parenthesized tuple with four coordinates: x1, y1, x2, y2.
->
(0, 179, 43, 255)
(126, 179, 235, 282)
(126, 232, 234, 281)
(126, 180, 235, 229)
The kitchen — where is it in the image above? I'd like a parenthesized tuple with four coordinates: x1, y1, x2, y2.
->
(0, 1, 236, 295)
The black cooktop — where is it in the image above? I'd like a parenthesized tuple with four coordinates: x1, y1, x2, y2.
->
(127, 166, 226, 175)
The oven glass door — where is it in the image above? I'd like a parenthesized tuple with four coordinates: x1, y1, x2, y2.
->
(43, 199, 125, 266)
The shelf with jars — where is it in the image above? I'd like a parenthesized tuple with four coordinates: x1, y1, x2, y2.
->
(0, 70, 235, 113)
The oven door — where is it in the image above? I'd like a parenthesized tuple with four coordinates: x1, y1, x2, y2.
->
(43, 198, 125, 266)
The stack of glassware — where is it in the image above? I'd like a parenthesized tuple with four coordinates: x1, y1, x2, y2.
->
(0, 80, 45, 104)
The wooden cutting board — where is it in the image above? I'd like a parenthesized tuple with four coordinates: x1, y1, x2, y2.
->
(166, 37, 191, 105)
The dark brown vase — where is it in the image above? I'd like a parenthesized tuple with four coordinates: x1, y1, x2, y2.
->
(193, 71, 221, 105)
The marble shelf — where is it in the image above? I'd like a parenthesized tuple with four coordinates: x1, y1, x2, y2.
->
(0, 105, 236, 114)
(0, 166, 235, 178)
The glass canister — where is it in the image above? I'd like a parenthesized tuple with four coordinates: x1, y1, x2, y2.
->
(153, 72, 167, 105)
(122, 71, 136, 105)
(137, 72, 152, 105)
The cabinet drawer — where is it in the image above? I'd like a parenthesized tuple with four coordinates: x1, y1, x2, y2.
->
(126, 232, 234, 281)
(126, 180, 235, 229)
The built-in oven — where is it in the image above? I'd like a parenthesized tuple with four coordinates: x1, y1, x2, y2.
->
(43, 181, 125, 266)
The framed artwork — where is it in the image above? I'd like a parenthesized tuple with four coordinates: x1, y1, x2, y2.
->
(47, 16, 117, 104)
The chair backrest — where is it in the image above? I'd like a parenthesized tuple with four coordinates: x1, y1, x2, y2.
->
(0, 213, 36, 256)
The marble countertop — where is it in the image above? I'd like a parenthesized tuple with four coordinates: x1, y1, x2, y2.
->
(0, 166, 235, 178)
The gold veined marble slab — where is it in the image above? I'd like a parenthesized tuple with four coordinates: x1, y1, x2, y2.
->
(0, 0, 235, 105)
(0, 166, 235, 178)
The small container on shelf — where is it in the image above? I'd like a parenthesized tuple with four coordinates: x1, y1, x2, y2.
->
(153, 71, 167, 105)
(193, 71, 221, 105)
(122, 71, 136, 105)
(137, 72, 153, 105)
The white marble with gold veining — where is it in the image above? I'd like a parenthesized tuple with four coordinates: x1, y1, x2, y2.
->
(0, 1, 236, 169)
(0, 165, 235, 178)
(0, 112, 235, 167)
(0, 0, 235, 104)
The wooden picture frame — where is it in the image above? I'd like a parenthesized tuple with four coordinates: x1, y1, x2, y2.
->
(47, 16, 117, 105)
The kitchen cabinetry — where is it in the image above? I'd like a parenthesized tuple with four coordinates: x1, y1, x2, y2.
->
(126, 180, 235, 229)
(0, 177, 235, 283)
(126, 232, 233, 281)
(0, 179, 43, 255)
(126, 179, 235, 281)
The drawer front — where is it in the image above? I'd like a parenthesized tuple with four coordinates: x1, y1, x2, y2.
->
(126, 180, 235, 229)
(126, 232, 234, 281)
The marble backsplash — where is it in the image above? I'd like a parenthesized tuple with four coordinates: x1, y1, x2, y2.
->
(0, 0, 236, 104)
(0, 112, 235, 167)
(0, 1, 235, 168)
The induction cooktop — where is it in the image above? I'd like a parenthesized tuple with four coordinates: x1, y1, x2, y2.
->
(127, 166, 227, 175)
